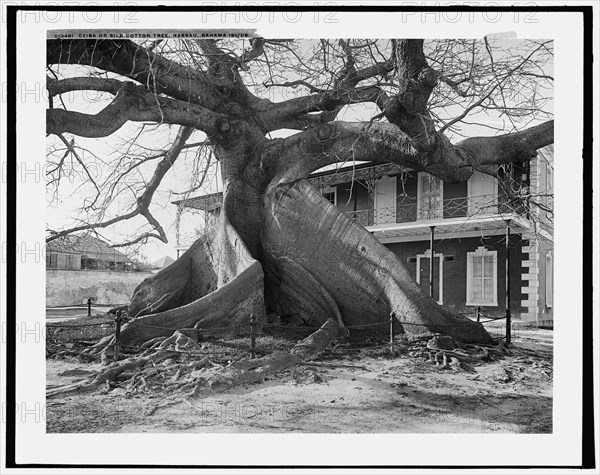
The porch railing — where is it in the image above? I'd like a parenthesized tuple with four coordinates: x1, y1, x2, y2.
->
(343, 194, 521, 226)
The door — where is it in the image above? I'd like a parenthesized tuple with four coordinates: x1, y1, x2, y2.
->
(469, 170, 498, 216)
(374, 175, 396, 224)
(417, 253, 443, 304)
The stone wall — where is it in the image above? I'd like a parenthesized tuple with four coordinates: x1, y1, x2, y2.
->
(46, 269, 153, 307)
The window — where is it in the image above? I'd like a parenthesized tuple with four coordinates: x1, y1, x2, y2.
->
(66, 254, 76, 270)
(46, 253, 57, 269)
(468, 170, 499, 216)
(321, 186, 337, 206)
(416, 250, 443, 305)
(546, 250, 553, 308)
(466, 247, 497, 306)
(81, 257, 98, 270)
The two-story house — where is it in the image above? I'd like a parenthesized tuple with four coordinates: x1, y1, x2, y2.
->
(173, 145, 553, 324)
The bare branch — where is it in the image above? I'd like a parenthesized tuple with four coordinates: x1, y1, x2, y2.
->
(55, 134, 101, 210)
(263, 78, 328, 94)
(261, 119, 553, 185)
(238, 38, 266, 69)
(257, 86, 390, 132)
(47, 82, 221, 137)
(47, 126, 194, 244)
(109, 232, 165, 248)
(47, 76, 124, 97)
(47, 39, 231, 111)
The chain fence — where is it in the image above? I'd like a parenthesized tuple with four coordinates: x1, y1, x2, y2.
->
(43, 304, 546, 364)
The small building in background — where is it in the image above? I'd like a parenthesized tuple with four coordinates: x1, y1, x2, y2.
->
(46, 233, 136, 271)
(45, 233, 153, 306)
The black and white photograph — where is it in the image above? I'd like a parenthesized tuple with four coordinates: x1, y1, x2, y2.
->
(2, 2, 597, 471)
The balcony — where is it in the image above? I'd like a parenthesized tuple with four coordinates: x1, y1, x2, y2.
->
(344, 194, 519, 227)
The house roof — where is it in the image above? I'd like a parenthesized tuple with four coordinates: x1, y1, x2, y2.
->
(46, 233, 131, 262)
(150, 255, 175, 269)
(172, 191, 224, 211)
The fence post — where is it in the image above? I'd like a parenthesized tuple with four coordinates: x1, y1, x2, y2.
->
(114, 310, 123, 361)
(506, 308, 512, 346)
(194, 320, 203, 342)
(87, 297, 92, 317)
(389, 312, 395, 356)
(250, 313, 256, 359)
(477, 306, 481, 323)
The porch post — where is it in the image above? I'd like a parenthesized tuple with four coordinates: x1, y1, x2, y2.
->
(367, 170, 375, 226)
(505, 219, 512, 345)
(429, 225, 435, 299)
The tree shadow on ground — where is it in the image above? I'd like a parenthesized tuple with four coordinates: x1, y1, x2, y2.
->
(389, 385, 552, 433)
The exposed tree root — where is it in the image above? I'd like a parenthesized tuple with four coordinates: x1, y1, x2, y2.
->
(301, 362, 369, 371)
(48, 319, 342, 398)
(118, 261, 265, 346)
(48, 325, 513, 404)
(47, 331, 218, 398)
(403, 333, 508, 372)
(47, 350, 175, 398)
(191, 318, 341, 394)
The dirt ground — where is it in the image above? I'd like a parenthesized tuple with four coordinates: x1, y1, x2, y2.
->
(46, 327, 553, 434)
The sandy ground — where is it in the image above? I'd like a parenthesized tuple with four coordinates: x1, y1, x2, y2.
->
(46, 329, 552, 433)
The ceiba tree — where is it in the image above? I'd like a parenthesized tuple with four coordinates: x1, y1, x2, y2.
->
(46, 38, 553, 348)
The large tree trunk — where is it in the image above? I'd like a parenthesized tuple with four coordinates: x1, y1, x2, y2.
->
(125, 176, 490, 347)
(260, 179, 490, 342)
